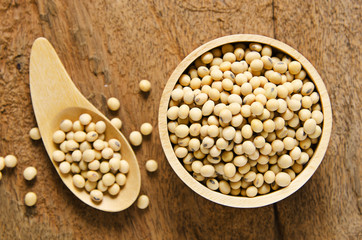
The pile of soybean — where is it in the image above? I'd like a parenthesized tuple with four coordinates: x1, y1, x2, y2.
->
(52, 113, 129, 203)
(167, 42, 323, 197)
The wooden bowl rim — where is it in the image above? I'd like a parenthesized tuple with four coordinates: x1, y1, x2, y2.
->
(158, 34, 332, 208)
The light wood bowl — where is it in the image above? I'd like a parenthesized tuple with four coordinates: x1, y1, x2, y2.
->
(158, 34, 332, 208)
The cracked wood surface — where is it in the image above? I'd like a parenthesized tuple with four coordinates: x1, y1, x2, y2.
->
(0, 0, 361, 239)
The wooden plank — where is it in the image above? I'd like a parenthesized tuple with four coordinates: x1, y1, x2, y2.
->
(1, 0, 360, 239)
(0, 0, 280, 239)
(273, 0, 362, 239)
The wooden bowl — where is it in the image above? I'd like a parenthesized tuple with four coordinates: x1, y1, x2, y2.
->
(158, 34, 332, 208)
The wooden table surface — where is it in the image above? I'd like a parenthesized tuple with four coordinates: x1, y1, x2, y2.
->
(0, 0, 361, 239)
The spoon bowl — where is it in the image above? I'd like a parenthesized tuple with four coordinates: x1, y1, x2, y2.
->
(30, 37, 141, 212)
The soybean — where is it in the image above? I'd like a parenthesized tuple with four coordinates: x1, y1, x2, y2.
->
(166, 42, 324, 198)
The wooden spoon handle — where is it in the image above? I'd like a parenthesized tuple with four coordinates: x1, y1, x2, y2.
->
(30, 37, 93, 114)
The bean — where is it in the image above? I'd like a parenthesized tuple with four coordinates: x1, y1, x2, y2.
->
(200, 165, 215, 177)
(137, 195, 150, 209)
(219, 180, 231, 194)
(304, 119, 317, 135)
(23, 167, 37, 181)
(253, 173, 264, 188)
(246, 186, 258, 197)
(24, 192, 37, 207)
(275, 172, 291, 187)
(288, 61, 302, 75)
(107, 97, 120, 111)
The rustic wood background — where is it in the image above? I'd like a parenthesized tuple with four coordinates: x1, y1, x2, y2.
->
(0, 0, 361, 239)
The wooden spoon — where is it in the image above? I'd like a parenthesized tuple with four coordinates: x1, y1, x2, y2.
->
(29, 37, 141, 212)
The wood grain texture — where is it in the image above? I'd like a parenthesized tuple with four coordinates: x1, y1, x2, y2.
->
(0, 0, 360, 239)
(272, 1, 362, 239)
